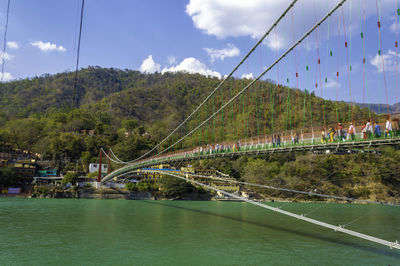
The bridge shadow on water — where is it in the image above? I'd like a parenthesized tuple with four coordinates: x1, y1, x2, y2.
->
(143, 201, 400, 259)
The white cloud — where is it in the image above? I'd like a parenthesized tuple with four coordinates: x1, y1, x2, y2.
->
(241, 73, 254, 79)
(7, 41, 19, 49)
(167, 56, 177, 65)
(265, 33, 286, 51)
(186, 0, 397, 51)
(325, 78, 340, 89)
(31, 41, 66, 52)
(0, 51, 12, 63)
(139, 55, 161, 73)
(204, 43, 240, 63)
(186, 0, 322, 50)
(0, 72, 13, 81)
(370, 50, 400, 72)
(162, 57, 221, 78)
(389, 14, 400, 34)
(186, 0, 279, 39)
(390, 21, 400, 34)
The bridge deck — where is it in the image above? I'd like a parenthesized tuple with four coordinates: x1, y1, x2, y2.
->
(103, 137, 400, 182)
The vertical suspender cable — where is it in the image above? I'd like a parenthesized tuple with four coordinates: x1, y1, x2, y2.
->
(72, 0, 85, 109)
(285, 73, 291, 135)
(291, 9, 299, 132)
(396, 0, 400, 114)
(305, 36, 310, 139)
(341, 6, 353, 124)
(361, 0, 371, 121)
(325, 0, 333, 125)
(274, 30, 281, 135)
(314, 0, 325, 128)
(375, 0, 390, 115)
(302, 0, 314, 142)
(336, 9, 341, 124)
(258, 48, 262, 143)
(305, 27, 314, 142)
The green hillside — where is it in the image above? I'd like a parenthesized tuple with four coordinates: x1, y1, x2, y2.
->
(0, 66, 374, 164)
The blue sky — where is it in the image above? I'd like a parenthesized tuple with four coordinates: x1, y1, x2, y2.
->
(0, 0, 400, 105)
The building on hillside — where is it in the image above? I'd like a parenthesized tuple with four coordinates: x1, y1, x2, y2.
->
(33, 176, 63, 186)
(181, 166, 195, 173)
(37, 169, 58, 178)
(155, 164, 171, 169)
(13, 159, 37, 183)
(89, 163, 108, 174)
(0, 150, 39, 161)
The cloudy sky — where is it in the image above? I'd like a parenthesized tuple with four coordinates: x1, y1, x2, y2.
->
(0, 0, 399, 104)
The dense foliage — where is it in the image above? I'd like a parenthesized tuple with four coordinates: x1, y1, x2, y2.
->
(0, 67, 379, 172)
(62, 172, 78, 185)
(192, 147, 400, 202)
(0, 166, 16, 187)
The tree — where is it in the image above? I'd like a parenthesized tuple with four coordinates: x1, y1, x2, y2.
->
(62, 172, 78, 185)
(159, 176, 194, 198)
(0, 166, 16, 187)
(121, 119, 138, 134)
(243, 158, 281, 184)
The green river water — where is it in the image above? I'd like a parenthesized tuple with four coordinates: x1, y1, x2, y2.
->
(0, 198, 399, 265)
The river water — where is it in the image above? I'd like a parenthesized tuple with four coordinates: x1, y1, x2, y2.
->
(0, 198, 399, 265)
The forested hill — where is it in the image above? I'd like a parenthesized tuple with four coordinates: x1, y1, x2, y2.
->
(0, 66, 373, 164)
(0, 66, 220, 122)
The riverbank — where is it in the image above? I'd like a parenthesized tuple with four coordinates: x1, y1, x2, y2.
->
(27, 186, 212, 201)
(9, 188, 390, 205)
(29, 188, 153, 200)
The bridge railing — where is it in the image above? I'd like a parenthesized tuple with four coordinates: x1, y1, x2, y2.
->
(109, 134, 400, 175)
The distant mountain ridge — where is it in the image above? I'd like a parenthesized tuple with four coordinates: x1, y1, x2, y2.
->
(356, 102, 400, 115)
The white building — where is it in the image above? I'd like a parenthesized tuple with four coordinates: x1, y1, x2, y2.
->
(89, 163, 108, 173)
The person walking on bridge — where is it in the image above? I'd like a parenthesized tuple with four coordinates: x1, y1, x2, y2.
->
(374, 122, 381, 138)
(366, 120, 373, 139)
(329, 127, 336, 142)
(349, 122, 356, 141)
(385, 118, 393, 138)
(292, 131, 299, 144)
(361, 122, 367, 140)
(338, 123, 344, 141)
(392, 118, 399, 136)
(276, 134, 281, 147)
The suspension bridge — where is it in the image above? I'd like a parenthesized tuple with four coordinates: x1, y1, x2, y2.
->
(102, 0, 400, 179)
(94, 0, 400, 251)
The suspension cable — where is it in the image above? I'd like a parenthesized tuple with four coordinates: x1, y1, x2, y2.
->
(114, 0, 299, 163)
(154, 171, 400, 250)
(110, 0, 349, 165)
(1, 0, 11, 83)
(72, 0, 85, 109)
(152, 0, 349, 158)
(186, 173, 400, 207)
